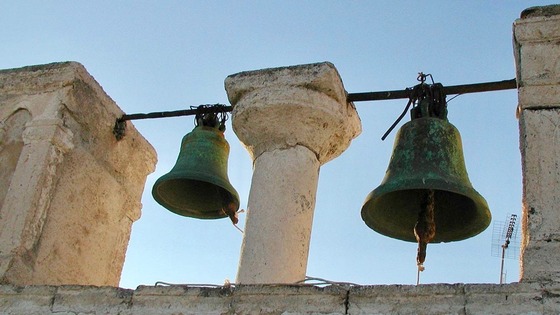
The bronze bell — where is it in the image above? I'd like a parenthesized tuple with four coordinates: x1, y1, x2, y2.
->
(361, 90, 491, 243)
(152, 112, 239, 220)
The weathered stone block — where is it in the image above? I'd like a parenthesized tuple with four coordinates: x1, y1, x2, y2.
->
(0, 62, 156, 286)
(0, 285, 56, 314)
(518, 109, 560, 242)
(129, 285, 347, 315)
(464, 283, 543, 314)
(348, 284, 466, 315)
(232, 285, 346, 314)
(51, 286, 132, 314)
(518, 108, 560, 282)
(518, 85, 560, 108)
(514, 7, 560, 110)
(541, 282, 560, 314)
(225, 62, 349, 106)
(521, 240, 560, 283)
(517, 42, 560, 86)
(516, 7, 560, 42)
(130, 285, 232, 314)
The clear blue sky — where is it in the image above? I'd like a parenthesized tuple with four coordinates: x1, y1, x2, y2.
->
(1, 1, 553, 288)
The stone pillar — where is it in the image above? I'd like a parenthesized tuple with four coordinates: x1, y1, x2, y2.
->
(0, 62, 156, 286)
(514, 5, 560, 282)
(0, 117, 73, 283)
(225, 62, 361, 284)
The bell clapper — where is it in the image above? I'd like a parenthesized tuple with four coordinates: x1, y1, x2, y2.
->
(232, 223, 244, 234)
(416, 264, 424, 285)
(222, 204, 245, 233)
(414, 189, 436, 285)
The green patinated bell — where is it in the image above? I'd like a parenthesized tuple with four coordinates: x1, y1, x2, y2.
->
(361, 117, 491, 243)
(152, 125, 239, 219)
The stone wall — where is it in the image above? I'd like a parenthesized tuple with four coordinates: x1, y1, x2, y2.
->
(0, 283, 559, 314)
(0, 62, 156, 286)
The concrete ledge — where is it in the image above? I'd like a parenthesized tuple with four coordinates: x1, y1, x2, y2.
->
(0, 283, 558, 314)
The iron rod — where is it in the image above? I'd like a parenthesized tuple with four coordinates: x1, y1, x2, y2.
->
(117, 78, 517, 123)
(119, 104, 233, 122)
(347, 78, 517, 102)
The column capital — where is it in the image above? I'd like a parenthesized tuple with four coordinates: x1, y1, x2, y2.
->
(22, 118, 74, 153)
(225, 62, 361, 164)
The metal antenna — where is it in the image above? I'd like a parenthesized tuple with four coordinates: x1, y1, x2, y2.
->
(491, 214, 520, 284)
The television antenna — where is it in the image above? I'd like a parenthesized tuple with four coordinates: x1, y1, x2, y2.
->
(491, 214, 520, 284)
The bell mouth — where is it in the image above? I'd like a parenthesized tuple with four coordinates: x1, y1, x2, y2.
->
(153, 176, 239, 219)
(361, 185, 491, 243)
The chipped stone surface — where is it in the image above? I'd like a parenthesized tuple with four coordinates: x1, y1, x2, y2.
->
(0, 62, 156, 286)
(521, 240, 560, 283)
(226, 62, 361, 284)
(517, 85, 560, 108)
(515, 6, 560, 284)
(349, 284, 466, 314)
(225, 62, 349, 109)
(131, 285, 232, 314)
(51, 286, 133, 314)
(519, 109, 560, 242)
(464, 282, 544, 314)
(0, 285, 57, 314)
(0, 283, 559, 314)
(514, 8, 560, 110)
(226, 62, 361, 165)
(521, 5, 560, 20)
(237, 146, 320, 284)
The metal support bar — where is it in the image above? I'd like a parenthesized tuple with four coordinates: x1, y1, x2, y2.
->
(113, 104, 232, 140)
(112, 78, 518, 140)
(120, 104, 233, 121)
(347, 78, 517, 102)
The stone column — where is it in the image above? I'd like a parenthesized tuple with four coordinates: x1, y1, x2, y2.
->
(514, 5, 560, 282)
(0, 62, 156, 286)
(225, 62, 361, 284)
